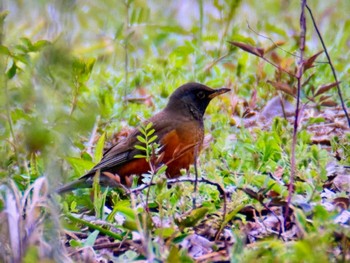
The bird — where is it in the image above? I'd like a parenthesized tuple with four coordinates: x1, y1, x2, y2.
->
(56, 82, 230, 193)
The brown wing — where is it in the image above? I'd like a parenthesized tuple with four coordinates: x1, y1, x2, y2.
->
(83, 110, 178, 177)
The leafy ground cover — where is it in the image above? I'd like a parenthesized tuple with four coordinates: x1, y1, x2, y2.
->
(0, 0, 349, 262)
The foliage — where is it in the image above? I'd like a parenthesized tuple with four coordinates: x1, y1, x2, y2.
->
(0, 0, 349, 262)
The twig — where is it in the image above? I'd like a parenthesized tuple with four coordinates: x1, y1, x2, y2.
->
(260, 202, 283, 240)
(204, 52, 230, 72)
(93, 241, 127, 250)
(285, 0, 307, 227)
(305, 4, 350, 127)
(130, 177, 227, 236)
(260, 56, 296, 78)
(247, 22, 299, 59)
(131, 177, 225, 196)
(192, 146, 199, 209)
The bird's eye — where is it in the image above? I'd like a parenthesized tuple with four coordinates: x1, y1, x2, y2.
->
(197, 91, 205, 99)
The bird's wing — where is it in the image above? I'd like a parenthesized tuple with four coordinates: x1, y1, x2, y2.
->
(86, 128, 140, 174)
(85, 112, 179, 176)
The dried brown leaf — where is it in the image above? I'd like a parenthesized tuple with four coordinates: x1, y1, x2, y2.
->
(318, 95, 332, 102)
(314, 82, 341, 97)
(303, 50, 323, 71)
(267, 81, 296, 97)
(265, 40, 286, 54)
(302, 73, 315, 87)
(249, 89, 258, 109)
(270, 51, 281, 65)
(228, 41, 264, 57)
(320, 100, 338, 107)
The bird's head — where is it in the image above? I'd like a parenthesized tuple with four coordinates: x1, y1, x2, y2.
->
(165, 82, 230, 119)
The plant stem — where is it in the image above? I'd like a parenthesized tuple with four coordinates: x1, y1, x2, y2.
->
(305, 4, 350, 127)
(285, 0, 307, 226)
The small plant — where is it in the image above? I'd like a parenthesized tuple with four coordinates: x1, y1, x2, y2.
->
(134, 121, 167, 197)
(134, 121, 159, 163)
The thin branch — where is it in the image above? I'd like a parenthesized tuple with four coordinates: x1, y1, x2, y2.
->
(130, 177, 227, 224)
(247, 22, 329, 66)
(192, 146, 199, 209)
(260, 201, 283, 240)
(204, 52, 230, 72)
(131, 177, 223, 194)
(285, 0, 307, 226)
(228, 41, 296, 77)
(247, 22, 299, 59)
(305, 4, 350, 127)
(260, 56, 296, 78)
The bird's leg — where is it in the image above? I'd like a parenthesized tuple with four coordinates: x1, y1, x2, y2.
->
(192, 145, 200, 209)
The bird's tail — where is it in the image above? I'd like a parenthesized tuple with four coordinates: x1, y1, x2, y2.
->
(56, 172, 128, 194)
(55, 177, 93, 194)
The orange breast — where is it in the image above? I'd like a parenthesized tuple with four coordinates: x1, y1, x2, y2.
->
(160, 122, 204, 178)
(115, 120, 204, 181)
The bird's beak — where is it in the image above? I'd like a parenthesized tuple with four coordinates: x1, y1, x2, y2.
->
(208, 88, 231, 99)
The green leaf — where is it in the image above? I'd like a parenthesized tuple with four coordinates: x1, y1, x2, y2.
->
(167, 245, 181, 263)
(174, 207, 209, 229)
(115, 205, 136, 219)
(65, 213, 122, 240)
(134, 144, 146, 151)
(94, 133, 105, 163)
(32, 40, 51, 51)
(7, 61, 17, 79)
(146, 128, 155, 137)
(93, 171, 108, 219)
(156, 165, 167, 175)
(139, 128, 147, 136)
(154, 227, 175, 238)
(73, 57, 96, 82)
(106, 200, 130, 222)
(172, 233, 189, 244)
(148, 135, 158, 143)
(114, 23, 124, 39)
(19, 37, 33, 52)
(84, 230, 99, 247)
(66, 157, 95, 175)
(136, 135, 146, 143)
(70, 201, 78, 213)
(145, 122, 153, 131)
(0, 45, 11, 56)
(123, 219, 138, 231)
(69, 239, 82, 248)
(295, 208, 308, 230)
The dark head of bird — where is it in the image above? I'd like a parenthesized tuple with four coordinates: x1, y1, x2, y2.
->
(165, 82, 230, 120)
